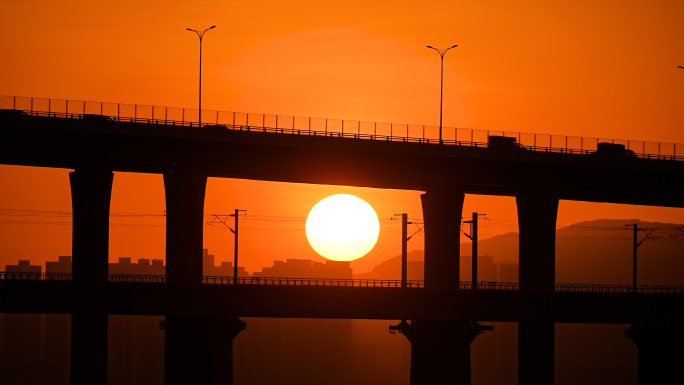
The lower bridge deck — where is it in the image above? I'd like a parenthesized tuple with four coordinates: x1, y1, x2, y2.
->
(3, 272, 684, 293)
(1, 274, 682, 324)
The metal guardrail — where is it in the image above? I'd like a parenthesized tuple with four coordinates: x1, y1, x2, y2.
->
(108, 274, 166, 283)
(0, 272, 72, 280)
(3, 272, 684, 293)
(2, 95, 682, 161)
(464, 281, 521, 290)
(204, 276, 425, 288)
(554, 283, 684, 294)
(0, 272, 165, 282)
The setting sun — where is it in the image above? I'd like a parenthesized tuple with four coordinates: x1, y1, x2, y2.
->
(305, 194, 380, 262)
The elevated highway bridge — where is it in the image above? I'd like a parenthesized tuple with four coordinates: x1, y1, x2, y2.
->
(1, 95, 683, 385)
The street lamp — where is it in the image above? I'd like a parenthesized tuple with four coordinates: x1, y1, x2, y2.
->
(186, 25, 216, 127)
(427, 44, 458, 143)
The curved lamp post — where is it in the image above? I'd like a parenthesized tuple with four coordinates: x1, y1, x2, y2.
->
(427, 44, 458, 143)
(186, 25, 216, 127)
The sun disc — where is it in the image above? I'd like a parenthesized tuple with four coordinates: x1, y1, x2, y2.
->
(305, 194, 380, 261)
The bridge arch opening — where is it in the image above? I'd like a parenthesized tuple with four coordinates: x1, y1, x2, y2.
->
(108, 171, 167, 275)
(203, 177, 427, 279)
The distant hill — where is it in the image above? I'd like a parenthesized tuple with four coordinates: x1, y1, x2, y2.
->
(553, 219, 684, 285)
(355, 219, 684, 286)
(354, 250, 425, 281)
(354, 249, 506, 282)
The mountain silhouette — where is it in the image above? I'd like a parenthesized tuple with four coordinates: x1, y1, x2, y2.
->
(355, 219, 684, 286)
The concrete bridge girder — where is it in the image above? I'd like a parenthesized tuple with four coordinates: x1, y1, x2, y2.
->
(1, 115, 684, 208)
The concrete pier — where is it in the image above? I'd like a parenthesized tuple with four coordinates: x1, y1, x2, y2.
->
(69, 168, 114, 385)
(516, 191, 559, 385)
(626, 323, 684, 385)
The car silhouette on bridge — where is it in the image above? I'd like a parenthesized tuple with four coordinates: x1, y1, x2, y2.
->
(487, 135, 526, 149)
(592, 142, 637, 157)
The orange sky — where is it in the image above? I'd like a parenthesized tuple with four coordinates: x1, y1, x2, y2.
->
(1, 0, 683, 273)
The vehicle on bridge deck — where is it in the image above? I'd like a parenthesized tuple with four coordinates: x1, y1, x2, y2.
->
(81, 113, 111, 121)
(0, 108, 26, 118)
(487, 135, 526, 149)
(592, 142, 637, 157)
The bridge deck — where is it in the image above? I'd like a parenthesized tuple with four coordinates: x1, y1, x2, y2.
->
(2, 98, 683, 207)
(2, 95, 682, 161)
(1, 276, 682, 324)
(2, 272, 683, 293)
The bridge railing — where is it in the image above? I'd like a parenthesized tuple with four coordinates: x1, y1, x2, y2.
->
(203, 276, 425, 288)
(463, 281, 521, 290)
(0, 272, 168, 282)
(555, 283, 684, 294)
(0, 272, 46, 280)
(3, 272, 684, 293)
(2, 95, 682, 161)
(108, 274, 166, 283)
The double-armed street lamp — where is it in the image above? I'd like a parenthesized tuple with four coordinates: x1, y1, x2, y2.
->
(186, 25, 216, 127)
(426, 44, 458, 143)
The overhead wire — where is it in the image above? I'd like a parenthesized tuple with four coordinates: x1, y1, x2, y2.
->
(1, 208, 682, 241)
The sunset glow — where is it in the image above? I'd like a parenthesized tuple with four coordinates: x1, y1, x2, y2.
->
(305, 194, 380, 262)
(1, 0, 683, 274)
(2, 1, 684, 383)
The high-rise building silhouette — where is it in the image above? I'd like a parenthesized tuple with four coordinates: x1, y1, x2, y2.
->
(202, 249, 248, 277)
(46, 256, 72, 274)
(109, 257, 165, 275)
(5, 260, 41, 278)
(253, 259, 352, 279)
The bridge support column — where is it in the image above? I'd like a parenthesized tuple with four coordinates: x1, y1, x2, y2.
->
(391, 320, 489, 384)
(394, 189, 487, 384)
(420, 187, 464, 291)
(163, 316, 246, 385)
(163, 169, 207, 285)
(163, 170, 246, 385)
(69, 168, 114, 385)
(626, 323, 684, 385)
(516, 191, 558, 385)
